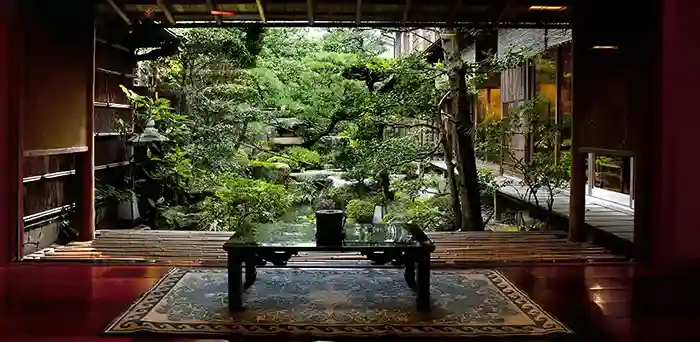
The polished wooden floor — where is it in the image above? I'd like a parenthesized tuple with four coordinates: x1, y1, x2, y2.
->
(1, 262, 698, 341)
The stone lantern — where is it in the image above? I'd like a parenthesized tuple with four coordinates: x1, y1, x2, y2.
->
(122, 119, 169, 224)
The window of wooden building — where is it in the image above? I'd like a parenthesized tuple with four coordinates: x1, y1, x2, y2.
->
(476, 88, 502, 123)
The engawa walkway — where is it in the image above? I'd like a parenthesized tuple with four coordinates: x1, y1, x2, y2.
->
(23, 229, 626, 265)
(429, 160, 635, 247)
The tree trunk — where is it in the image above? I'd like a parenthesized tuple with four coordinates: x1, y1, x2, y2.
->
(452, 124, 472, 230)
(440, 29, 485, 231)
(435, 111, 462, 230)
(301, 116, 344, 148)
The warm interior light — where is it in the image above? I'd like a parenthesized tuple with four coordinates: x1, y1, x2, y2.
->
(211, 10, 236, 16)
(591, 45, 619, 50)
(528, 5, 567, 11)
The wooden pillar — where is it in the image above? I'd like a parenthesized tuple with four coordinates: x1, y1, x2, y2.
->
(0, 0, 22, 264)
(76, 9, 96, 242)
(567, 3, 588, 243)
(0, 0, 13, 263)
(634, 0, 700, 265)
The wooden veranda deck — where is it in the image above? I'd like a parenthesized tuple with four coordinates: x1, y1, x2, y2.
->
(22, 229, 626, 266)
(429, 160, 635, 255)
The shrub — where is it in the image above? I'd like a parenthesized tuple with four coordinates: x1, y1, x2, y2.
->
(328, 185, 356, 208)
(266, 156, 299, 170)
(250, 160, 291, 183)
(231, 149, 251, 170)
(345, 199, 376, 223)
(200, 177, 291, 233)
(477, 169, 500, 199)
(395, 161, 420, 175)
(384, 195, 454, 232)
(288, 181, 319, 205)
(284, 147, 322, 169)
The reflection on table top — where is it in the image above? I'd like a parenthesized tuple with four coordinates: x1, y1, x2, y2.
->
(223, 222, 432, 250)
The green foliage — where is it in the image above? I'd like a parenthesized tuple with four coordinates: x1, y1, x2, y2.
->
(320, 29, 388, 57)
(160, 28, 264, 87)
(120, 28, 463, 233)
(249, 160, 291, 183)
(384, 195, 454, 232)
(392, 175, 437, 202)
(288, 181, 319, 205)
(149, 146, 196, 205)
(120, 87, 198, 227)
(339, 136, 434, 183)
(121, 86, 190, 142)
(201, 178, 292, 232)
(477, 169, 500, 198)
(328, 185, 356, 208)
(157, 205, 202, 230)
(345, 199, 376, 223)
(463, 47, 534, 94)
(95, 183, 134, 225)
(266, 156, 298, 170)
(282, 147, 322, 169)
(474, 96, 570, 227)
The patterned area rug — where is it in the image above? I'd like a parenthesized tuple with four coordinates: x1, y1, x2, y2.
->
(105, 268, 572, 338)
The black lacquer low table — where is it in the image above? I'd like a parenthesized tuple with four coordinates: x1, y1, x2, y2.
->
(222, 223, 435, 312)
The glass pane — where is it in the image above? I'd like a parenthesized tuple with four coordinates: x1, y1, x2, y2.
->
(593, 154, 631, 195)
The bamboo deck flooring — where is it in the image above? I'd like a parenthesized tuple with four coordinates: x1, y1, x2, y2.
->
(23, 229, 627, 266)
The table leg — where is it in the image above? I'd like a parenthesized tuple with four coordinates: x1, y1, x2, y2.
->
(416, 253, 431, 312)
(228, 254, 244, 312)
(243, 259, 257, 289)
(404, 258, 417, 291)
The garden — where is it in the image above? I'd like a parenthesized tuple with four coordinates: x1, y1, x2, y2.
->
(95, 27, 572, 239)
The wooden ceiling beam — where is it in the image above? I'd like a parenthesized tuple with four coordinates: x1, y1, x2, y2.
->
(157, 0, 176, 25)
(496, 0, 514, 25)
(355, 0, 362, 26)
(401, 0, 411, 26)
(306, 0, 314, 25)
(170, 21, 569, 28)
(106, 0, 132, 25)
(255, 0, 267, 23)
(448, 0, 462, 26)
(205, 0, 223, 25)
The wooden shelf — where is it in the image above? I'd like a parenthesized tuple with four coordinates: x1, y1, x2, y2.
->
(23, 204, 75, 223)
(24, 146, 88, 157)
(95, 160, 131, 171)
(96, 67, 135, 78)
(23, 160, 133, 183)
(95, 132, 123, 137)
(23, 169, 76, 183)
(94, 102, 130, 109)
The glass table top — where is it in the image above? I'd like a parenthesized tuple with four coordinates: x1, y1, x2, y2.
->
(223, 221, 429, 248)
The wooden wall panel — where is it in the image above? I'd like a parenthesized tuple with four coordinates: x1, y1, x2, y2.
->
(94, 139, 130, 166)
(573, 3, 639, 152)
(501, 67, 527, 103)
(95, 45, 135, 75)
(23, 178, 76, 217)
(21, 1, 93, 152)
(95, 107, 131, 133)
(22, 155, 76, 178)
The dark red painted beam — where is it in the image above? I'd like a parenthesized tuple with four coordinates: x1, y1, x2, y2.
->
(0, 0, 22, 265)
